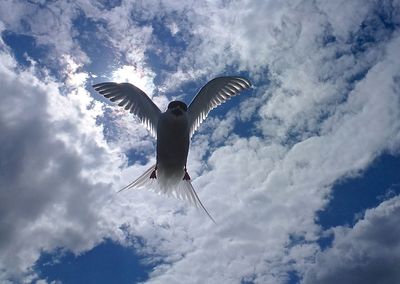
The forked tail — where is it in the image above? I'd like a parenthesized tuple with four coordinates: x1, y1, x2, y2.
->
(181, 180, 216, 224)
(118, 164, 157, 193)
(118, 164, 216, 223)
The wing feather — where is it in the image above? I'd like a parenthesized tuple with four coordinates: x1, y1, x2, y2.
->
(187, 76, 251, 137)
(93, 82, 161, 137)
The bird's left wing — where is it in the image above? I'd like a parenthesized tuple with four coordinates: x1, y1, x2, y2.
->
(187, 76, 251, 137)
(93, 82, 161, 137)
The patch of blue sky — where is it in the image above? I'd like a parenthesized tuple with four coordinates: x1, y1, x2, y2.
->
(351, 5, 397, 52)
(126, 147, 154, 166)
(2, 31, 51, 69)
(233, 118, 262, 140)
(95, 108, 155, 166)
(287, 270, 301, 284)
(319, 6, 397, 86)
(95, 108, 120, 139)
(165, 70, 254, 114)
(241, 271, 299, 284)
(163, 78, 200, 102)
(147, 18, 188, 58)
(99, 0, 123, 11)
(320, 33, 337, 47)
(35, 239, 153, 284)
(208, 88, 253, 131)
(138, 16, 191, 85)
(316, 232, 335, 252)
(241, 276, 255, 284)
(317, 153, 400, 232)
(73, 13, 117, 76)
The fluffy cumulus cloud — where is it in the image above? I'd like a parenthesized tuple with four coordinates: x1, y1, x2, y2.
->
(1, 0, 400, 283)
(303, 196, 400, 284)
(0, 38, 121, 282)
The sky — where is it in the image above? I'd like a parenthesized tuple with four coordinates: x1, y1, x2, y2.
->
(0, 0, 400, 283)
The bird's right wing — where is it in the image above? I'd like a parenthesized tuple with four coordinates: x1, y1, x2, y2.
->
(93, 82, 161, 137)
(187, 76, 251, 137)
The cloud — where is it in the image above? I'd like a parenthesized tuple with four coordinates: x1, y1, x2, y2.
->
(302, 196, 400, 284)
(125, 1, 400, 283)
(0, 0, 400, 283)
(0, 0, 89, 64)
(0, 46, 123, 282)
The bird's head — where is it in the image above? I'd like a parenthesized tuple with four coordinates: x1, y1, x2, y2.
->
(167, 100, 187, 116)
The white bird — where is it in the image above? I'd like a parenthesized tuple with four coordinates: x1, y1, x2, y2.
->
(93, 76, 251, 222)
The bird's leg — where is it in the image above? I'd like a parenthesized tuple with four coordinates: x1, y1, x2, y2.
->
(183, 165, 191, 181)
(150, 164, 157, 179)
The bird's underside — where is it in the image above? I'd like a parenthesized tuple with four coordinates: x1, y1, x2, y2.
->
(93, 76, 251, 223)
(152, 110, 191, 181)
(123, 108, 214, 219)
(118, 163, 216, 223)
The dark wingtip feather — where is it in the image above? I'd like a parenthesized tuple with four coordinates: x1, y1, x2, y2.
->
(92, 82, 118, 90)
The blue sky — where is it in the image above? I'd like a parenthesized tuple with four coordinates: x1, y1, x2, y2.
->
(1, 1, 400, 284)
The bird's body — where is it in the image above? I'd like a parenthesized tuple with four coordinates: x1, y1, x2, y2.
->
(156, 104, 190, 186)
(93, 76, 251, 222)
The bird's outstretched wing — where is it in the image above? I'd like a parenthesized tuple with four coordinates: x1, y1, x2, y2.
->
(93, 82, 161, 137)
(187, 76, 251, 137)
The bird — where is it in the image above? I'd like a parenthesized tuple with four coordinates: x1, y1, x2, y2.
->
(93, 76, 251, 222)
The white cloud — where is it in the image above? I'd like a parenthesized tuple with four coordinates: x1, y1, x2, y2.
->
(127, 1, 400, 283)
(302, 196, 400, 284)
(316, 0, 375, 41)
(1, 0, 400, 283)
(0, 0, 89, 64)
(111, 64, 156, 98)
(0, 47, 123, 282)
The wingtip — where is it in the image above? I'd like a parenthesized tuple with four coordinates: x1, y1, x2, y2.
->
(92, 82, 117, 90)
(235, 76, 252, 88)
(92, 82, 104, 89)
(244, 78, 252, 88)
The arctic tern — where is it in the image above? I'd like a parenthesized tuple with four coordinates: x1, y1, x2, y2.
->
(93, 76, 251, 222)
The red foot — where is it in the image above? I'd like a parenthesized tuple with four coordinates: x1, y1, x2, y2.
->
(183, 171, 191, 181)
(150, 169, 157, 179)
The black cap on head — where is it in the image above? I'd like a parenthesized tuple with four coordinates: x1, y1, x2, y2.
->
(168, 100, 187, 111)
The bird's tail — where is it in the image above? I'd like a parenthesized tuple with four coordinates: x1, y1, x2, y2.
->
(118, 164, 157, 193)
(176, 180, 216, 224)
(118, 165, 215, 223)
(156, 170, 216, 223)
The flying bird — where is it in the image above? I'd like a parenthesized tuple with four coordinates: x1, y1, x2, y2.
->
(93, 76, 251, 222)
